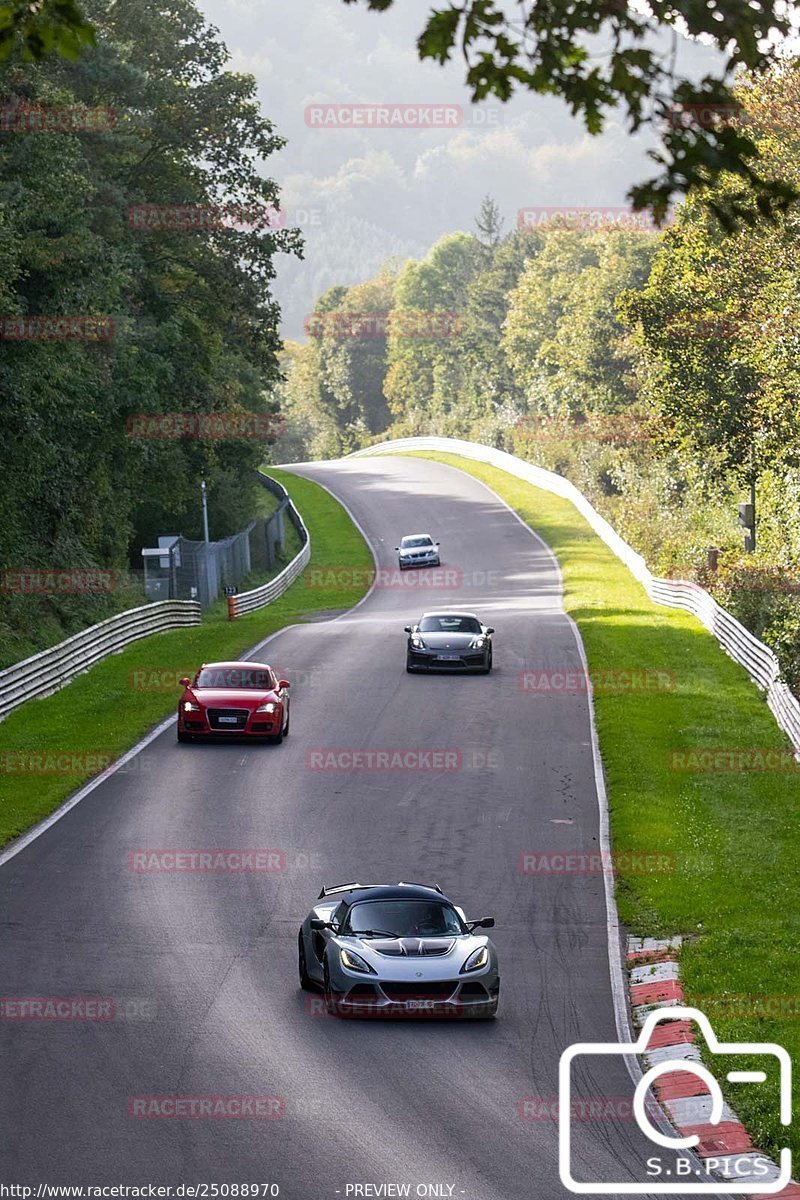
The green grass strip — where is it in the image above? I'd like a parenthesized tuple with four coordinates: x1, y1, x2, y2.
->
(0, 468, 371, 850)
(400, 450, 800, 1161)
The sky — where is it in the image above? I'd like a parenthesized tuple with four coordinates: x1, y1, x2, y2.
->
(196, 0, 721, 339)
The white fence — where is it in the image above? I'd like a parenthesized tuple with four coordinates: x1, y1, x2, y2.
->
(354, 436, 800, 751)
(0, 601, 201, 721)
(229, 478, 311, 617)
(0, 476, 313, 719)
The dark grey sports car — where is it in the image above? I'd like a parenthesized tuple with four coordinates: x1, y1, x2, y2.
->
(405, 611, 494, 673)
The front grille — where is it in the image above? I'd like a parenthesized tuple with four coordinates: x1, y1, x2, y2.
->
(207, 707, 249, 731)
(380, 981, 458, 1002)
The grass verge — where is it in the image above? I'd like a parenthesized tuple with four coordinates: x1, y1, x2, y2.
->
(0, 468, 371, 850)
(400, 450, 799, 1162)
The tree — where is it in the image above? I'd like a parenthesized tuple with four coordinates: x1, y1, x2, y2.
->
(619, 69, 800, 482)
(341, 0, 798, 227)
(383, 232, 483, 431)
(0, 1, 94, 62)
(0, 0, 300, 657)
(10, 0, 798, 224)
(474, 196, 504, 255)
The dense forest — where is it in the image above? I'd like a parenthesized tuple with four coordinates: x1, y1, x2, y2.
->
(274, 65, 800, 689)
(0, 0, 299, 664)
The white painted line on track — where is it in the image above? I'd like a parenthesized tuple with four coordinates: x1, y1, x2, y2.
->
(0, 468, 379, 872)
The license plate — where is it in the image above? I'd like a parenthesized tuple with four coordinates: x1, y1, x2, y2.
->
(404, 999, 436, 1011)
(437, 654, 460, 661)
(218, 716, 239, 724)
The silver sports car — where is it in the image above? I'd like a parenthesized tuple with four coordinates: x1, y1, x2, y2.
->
(298, 882, 499, 1018)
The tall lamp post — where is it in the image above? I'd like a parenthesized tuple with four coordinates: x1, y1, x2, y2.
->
(201, 478, 210, 544)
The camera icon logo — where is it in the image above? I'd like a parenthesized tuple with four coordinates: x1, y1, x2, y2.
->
(559, 1006, 792, 1193)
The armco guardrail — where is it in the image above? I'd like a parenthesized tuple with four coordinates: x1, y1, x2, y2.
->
(228, 475, 311, 618)
(0, 600, 201, 722)
(354, 436, 800, 751)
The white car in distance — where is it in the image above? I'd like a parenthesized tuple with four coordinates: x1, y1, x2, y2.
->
(396, 533, 440, 570)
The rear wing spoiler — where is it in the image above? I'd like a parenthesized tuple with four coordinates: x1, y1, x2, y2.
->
(317, 883, 375, 899)
(317, 881, 444, 899)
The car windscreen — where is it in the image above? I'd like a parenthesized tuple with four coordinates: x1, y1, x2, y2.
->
(418, 615, 481, 634)
(195, 667, 275, 689)
(401, 536, 432, 548)
(346, 900, 464, 937)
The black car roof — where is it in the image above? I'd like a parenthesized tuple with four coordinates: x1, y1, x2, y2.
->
(317, 882, 448, 903)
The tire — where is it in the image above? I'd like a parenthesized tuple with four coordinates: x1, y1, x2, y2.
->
(283, 707, 290, 738)
(298, 932, 314, 991)
(177, 729, 193, 744)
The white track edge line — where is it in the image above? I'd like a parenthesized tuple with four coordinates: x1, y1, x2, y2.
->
(0, 469, 380, 871)
(374, 450, 701, 1153)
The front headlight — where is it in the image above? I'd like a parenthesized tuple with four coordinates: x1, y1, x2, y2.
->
(340, 947, 375, 974)
(183, 701, 201, 712)
(255, 701, 277, 713)
(460, 945, 490, 973)
(469, 636, 486, 650)
(410, 636, 426, 649)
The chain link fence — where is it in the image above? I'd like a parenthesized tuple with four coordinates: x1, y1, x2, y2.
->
(142, 478, 294, 609)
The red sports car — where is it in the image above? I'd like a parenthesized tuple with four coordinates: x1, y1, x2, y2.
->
(176, 660, 290, 744)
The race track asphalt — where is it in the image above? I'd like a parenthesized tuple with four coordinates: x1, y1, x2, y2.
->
(0, 455, 706, 1198)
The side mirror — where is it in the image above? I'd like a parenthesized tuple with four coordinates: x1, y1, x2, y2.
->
(468, 917, 495, 930)
(435, 542, 440, 546)
(310, 917, 330, 931)
(403, 626, 412, 633)
(179, 677, 191, 687)
(278, 679, 290, 689)
(485, 627, 495, 635)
